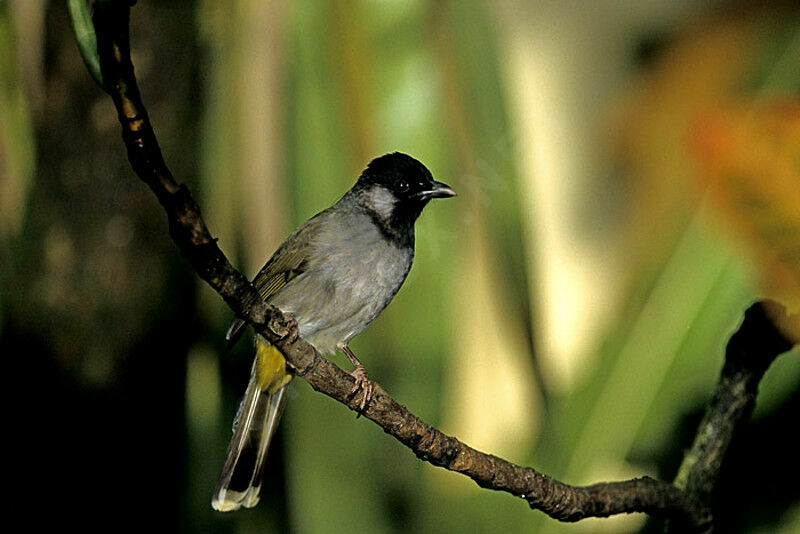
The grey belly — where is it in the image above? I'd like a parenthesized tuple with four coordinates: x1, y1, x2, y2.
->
(268, 235, 412, 355)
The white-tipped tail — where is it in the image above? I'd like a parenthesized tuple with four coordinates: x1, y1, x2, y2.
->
(212, 364, 288, 512)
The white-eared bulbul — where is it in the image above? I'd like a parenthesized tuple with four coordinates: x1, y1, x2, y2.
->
(212, 152, 455, 512)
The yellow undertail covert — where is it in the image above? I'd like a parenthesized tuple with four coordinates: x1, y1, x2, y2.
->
(255, 336, 293, 394)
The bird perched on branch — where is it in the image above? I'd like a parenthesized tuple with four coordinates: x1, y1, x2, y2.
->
(212, 152, 455, 512)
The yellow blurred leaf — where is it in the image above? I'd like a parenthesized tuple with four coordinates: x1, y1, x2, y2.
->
(614, 6, 797, 276)
(691, 101, 800, 340)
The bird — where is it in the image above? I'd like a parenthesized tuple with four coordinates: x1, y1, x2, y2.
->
(212, 152, 455, 512)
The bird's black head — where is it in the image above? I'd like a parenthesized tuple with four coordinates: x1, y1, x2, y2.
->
(353, 152, 455, 246)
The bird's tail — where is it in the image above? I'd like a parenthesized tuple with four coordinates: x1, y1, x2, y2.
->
(212, 337, 292, 512)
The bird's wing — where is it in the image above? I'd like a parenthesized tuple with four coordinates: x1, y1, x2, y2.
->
(225, 218, 317, 350)
(251, 224, 314, 301)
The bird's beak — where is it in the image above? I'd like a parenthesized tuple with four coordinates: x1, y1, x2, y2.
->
(420, 180, 456, 200)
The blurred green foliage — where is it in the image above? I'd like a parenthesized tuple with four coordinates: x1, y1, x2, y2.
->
(2, 1, 799, 533)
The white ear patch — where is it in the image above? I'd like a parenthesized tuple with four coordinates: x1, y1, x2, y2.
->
(364, 185, 397, 221)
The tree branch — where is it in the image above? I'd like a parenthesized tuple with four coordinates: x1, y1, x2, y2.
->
(77, 2, 797, 531)
(674, 301, 796, 503)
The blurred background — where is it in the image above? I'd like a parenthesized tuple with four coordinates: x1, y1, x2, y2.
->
(1, 0, 799, 532)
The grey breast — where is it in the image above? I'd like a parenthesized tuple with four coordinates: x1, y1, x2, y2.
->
(268, 209, 413, 355)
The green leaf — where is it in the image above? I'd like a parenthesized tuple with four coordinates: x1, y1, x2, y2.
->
(67, 0, 103, 86)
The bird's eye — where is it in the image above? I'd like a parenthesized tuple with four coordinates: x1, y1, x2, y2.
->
(396, 180, 410, 193)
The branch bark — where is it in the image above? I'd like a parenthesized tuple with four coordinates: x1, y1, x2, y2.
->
(79, 2, 797, 531)
(673, 301, 796, 503)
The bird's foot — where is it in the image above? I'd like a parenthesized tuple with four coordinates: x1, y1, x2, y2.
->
(341, 345, 374, 414)
(268, 311, 299, 342)
(346, 364, 374, 414)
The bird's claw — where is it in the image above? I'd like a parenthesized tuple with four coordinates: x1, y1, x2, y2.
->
(347, 364, 373, 415)
(268, 311, 298, 342)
